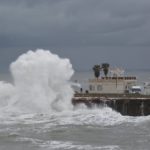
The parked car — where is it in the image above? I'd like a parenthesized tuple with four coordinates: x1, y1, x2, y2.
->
(129, 86, 142, 94)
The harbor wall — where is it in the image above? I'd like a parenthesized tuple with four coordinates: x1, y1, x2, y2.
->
(72, 94, 150, 116)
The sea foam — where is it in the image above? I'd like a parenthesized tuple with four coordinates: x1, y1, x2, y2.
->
(0, 49, 74, 113)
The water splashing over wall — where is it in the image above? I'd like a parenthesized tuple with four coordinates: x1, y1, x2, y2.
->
(0, 49, 74, 114)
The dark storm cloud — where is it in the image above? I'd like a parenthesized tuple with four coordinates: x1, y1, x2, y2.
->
(0, 0, 150, 47)
(0, 0, 150, 72)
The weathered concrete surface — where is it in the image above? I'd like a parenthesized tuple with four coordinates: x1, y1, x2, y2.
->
(72, 94, 150, 116)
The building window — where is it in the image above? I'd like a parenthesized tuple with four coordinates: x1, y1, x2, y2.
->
(89, 85, 92, 91)
(97, 85, 103, 91)
(89, 85, 95, 91)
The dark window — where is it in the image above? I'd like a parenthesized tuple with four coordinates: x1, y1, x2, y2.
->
(97, 85, 103, 91)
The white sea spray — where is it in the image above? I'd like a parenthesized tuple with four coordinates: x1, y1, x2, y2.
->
(0, 49, 74, 114)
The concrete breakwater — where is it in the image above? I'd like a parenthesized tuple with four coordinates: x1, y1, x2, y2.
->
(72, 94, 150, 116)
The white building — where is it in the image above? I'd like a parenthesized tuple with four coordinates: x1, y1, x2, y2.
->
(89, 76, 137, 94)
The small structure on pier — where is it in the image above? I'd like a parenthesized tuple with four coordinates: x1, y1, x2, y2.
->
(89, 67, 137, 94)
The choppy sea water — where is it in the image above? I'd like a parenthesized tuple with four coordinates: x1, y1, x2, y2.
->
(0, 70, 150, 150)
(1, 107, 150, 150)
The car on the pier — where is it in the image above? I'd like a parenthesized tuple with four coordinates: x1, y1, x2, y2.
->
(129, 86, 142, 94)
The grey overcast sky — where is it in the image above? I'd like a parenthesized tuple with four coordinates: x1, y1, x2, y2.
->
(0, 0, 150, 72)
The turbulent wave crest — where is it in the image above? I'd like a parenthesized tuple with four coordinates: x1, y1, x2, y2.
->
(0, 49, 74, 113)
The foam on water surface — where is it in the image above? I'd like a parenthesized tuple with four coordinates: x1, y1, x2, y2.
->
(14, 138, 121, 150)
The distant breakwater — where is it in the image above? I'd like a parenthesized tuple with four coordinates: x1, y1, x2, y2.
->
(72, 94, 150, 116)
